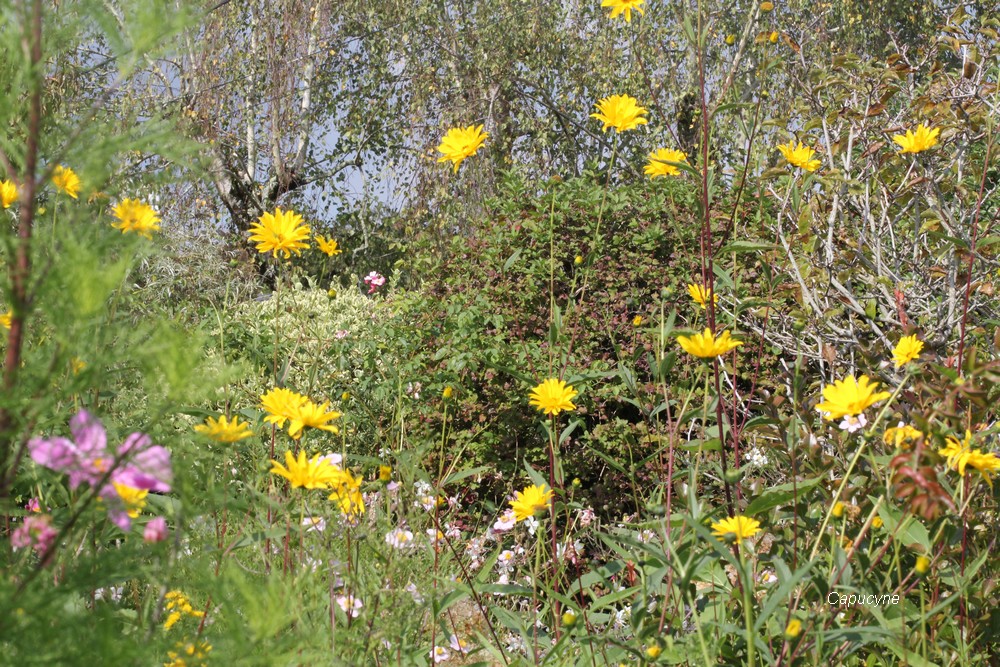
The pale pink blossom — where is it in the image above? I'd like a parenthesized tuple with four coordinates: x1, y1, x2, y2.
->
(143, 517, 168, 543)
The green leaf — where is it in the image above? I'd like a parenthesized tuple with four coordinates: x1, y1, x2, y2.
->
(745, 477, 823, 516)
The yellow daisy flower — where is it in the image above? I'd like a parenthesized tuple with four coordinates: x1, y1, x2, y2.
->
(314, 234, 343, 256)
(687, 283, 718, 309)
(777, 141, 821, 172)
(510, 483, 554, 521)
(1, 180, 17, 208)
(528, 378, 578, 416)
(52, 165, 81, 199)
(0, 310, 11, 330)
(112, 482, 148, 518)
(710, 514, 761, 541)
(111, 198, 161, 239)
(883, 423, 922, 449)
(644, 148, 688, 178)
(600, 0, 646, 23)
(892, 334, 924, 368)
(677, 328, 743, 358)
(248, 207, 311, 258)
(893, 124, 939, 154)
(286, 399, 341, 440)
(939, 430, 1000, 487)
(328, 468, 365, 518)
(814, 374, 891, 420)
(194, 415, 254, 443)
(260, 387, 308, 428)
(590, 94, 648, 133)
(436, 125, 488, 173)
(269, 450, 343, 489)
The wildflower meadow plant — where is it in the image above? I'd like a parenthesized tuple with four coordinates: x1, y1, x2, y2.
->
(3, 0, 999, 664)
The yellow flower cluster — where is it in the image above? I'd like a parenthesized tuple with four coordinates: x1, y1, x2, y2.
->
(269, 450, 365, 518)
(260, 387, 341, 440)
(163, 591, 205, 631)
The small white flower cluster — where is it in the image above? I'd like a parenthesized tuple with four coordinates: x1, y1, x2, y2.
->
(744, 446, 769, 468)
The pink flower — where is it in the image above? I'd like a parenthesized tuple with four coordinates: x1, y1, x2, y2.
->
(363, 271, 386, 294)
(143, 517, 168, 543)
(493, 509, 516, 533)
(29, 411, 172, 494)
(11, 514, 57, 556)
(26, 498, 41, 513)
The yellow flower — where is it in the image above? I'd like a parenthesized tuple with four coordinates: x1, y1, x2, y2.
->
(269, 450, 343, 489)
(893, 124, 940, 154)
(113, 482, 148, 518)
(315, 234, 342, 256)
(111, 198, 161, 239)
(784, 619, 802, 639)
(939, 430, 1000, 487)
(286, 399, 341, 439)
(590, 94, 648, 133)
(260, 387, 308, 428)
(1, 180, 17, 208)
(436, 125, 488, 173)
(777, 141, 821, 172)
(710, 514, 761, 541)
(194, 415, 254, 443)
(70, 357, 86, 374)
(379, 465, 392, 482)
(644, 148, 688, 178)
(52, 165, 81, 199)
(687, 283, 718, 309)
(528, 378, 578, 416)
(768, 30, 779, 43)
(574, 255, 584, 265)
(328, 468, 365, 518)
(644, 644, 662, 660)
(677, 328, 743, 358)
(248, 207, 311, 258)
(892, 334, 924, 368)
(760, 1, 774, 10)
(163, 591, 204, 631)
(871, 516, 883, 529)
(814, 375, 891, 420)
(443, 386, 453, 399)
(601, 0, 646, 23)
(633, 315, 643, 326)
(725, 34, 736, 45)
(165, 640, 212, 666)
(510, 483, 554, 521)
(883, 423, 922, 449)
(914, 555, 930, 575)
(0, 310, 11, 330)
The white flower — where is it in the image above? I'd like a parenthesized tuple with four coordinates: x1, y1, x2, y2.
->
(301, 516, 326, 532)
(524, 516, 539, 536)
(94, 586, 123, 603)
(449, 634, 472, 654)
(405, 582, 424, 603)
(430, 646, 450, 663)
(838, 413, 867, 434)
(497, 549, 515, 571)
(636, 529, 656, 543)
(744, 447, 769, 468)
(320, 452, 343, 466)
(577, 507, 596, 527)
(335, 594, 363, 618)
(386, 528, 416, 549)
